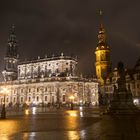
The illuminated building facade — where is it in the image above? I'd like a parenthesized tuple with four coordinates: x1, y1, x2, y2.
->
(0, 25, 98, 106)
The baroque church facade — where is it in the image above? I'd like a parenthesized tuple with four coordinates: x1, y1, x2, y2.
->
(0, 25, 98, 107)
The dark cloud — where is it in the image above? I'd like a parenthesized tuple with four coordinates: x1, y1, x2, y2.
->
(0, 0, 140, 79)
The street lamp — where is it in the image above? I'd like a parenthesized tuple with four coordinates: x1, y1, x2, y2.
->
(0, 87, 9, 119)
(69, 95, 74, 110)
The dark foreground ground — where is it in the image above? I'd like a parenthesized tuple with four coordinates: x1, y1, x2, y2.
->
(0, 107, 140, 140)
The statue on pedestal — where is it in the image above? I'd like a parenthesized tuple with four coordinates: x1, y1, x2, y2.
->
(107, 62, 140, 115)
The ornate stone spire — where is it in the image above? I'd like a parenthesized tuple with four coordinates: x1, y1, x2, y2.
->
(98, 10, 107, 44)
(6, 24, 18, 58)
(2, 24, 19, 81)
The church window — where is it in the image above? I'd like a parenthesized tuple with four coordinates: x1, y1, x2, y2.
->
(13, 97, 16, 102)
(1, 98, 3, 103)
(45, 96, 47, 101)
(14, 89, 16, 94)
(21, 89, 23, 93)
(62, 95, 65, 102)
(37, 96, 39, 101)
(21, 97, 23, 102)
(6, 98, 9, 102)
(52, 96, 54, 103)
(132, 84, 135, 89)
(56, 69, 59, 73)
(66, 68, 68, 72)
(18, 68, 20, 75)
(28, 97, 31, 102)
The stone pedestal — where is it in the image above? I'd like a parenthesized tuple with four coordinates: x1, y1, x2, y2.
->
(107, 62, 140, 115)
(107, 91, 140, 115)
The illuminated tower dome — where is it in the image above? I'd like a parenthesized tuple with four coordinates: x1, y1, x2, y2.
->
(95, 11, 111, 85)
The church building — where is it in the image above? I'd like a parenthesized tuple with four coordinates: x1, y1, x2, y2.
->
(0, 25, 99, 107)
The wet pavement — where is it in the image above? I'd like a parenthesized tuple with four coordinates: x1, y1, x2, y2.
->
(0, 107, 140, 140)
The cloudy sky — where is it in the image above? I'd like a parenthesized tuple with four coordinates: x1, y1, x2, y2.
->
(0, 0, 140, 79)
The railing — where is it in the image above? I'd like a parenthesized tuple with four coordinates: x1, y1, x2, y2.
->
(19, 55, 78, 65)
(0, 77, 98, 86)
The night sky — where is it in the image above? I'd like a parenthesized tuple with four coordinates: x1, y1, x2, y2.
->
(0, 0, 140, 80)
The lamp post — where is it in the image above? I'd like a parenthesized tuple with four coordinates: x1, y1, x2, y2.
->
(69, 95, 74, 110)
(1, 87, 8, 119)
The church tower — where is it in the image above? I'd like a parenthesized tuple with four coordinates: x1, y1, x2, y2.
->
(95, 11, 111, 85)
(2, 25, 19, 81)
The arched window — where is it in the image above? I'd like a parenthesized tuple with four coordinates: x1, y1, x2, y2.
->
(62, 95, 65, 102)
(52, 96, 54, 103)
(6, 97, 9, 102)
(21, 88, 23, 93)
(45, 96, 47, 101)
(37, 96, 39, 101)
(37, 88, 39, 92)
(21, 97, 23, 102)
(13, 97, 16, 102)
(1, 98, 3, 103)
